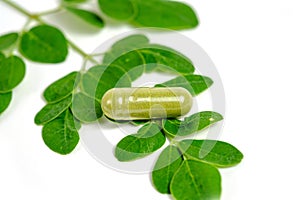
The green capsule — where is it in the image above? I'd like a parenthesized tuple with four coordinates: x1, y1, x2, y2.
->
(101, 87, 192, 120)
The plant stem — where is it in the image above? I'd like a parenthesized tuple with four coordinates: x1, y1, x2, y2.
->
(2, 0, 32, 18)
(2, 0, 99, 64)
(37, 6, 63, 16)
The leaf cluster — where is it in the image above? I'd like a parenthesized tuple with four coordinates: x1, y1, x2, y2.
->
(115, 111, 242, 200)
(115, 111, 243, 200)
(34, 33, 243, 199)
(35, 34, 213, 154)
(0, 0, 199, 115)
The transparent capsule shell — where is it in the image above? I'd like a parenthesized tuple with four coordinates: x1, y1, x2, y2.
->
(101, 87, 193, 120)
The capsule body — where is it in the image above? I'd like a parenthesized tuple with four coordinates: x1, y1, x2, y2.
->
(101, 87, 192, 120)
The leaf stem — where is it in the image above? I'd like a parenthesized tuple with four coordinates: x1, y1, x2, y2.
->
(2, 0, 99, 65)
(2, 0, 33, 18)
(36, 6, 63, 16)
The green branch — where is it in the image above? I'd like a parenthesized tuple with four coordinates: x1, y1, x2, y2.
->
(2, 0, 98, 64)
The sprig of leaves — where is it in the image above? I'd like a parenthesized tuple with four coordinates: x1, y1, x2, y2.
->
(33, 33, 243, 199)
(1, 1, 242, 199)
(0, 0, 199, 115)
(34, 34, 203, 154)
(116, 113, 243, 200)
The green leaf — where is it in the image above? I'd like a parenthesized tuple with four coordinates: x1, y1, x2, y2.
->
(163, 111, 223, 137)
(65, 7, 104, 28)
(20, 25, 68, 63)
(0, 56, 26, 93)
(0, 91, 12, 114)
(0, 32, 18, 51)
(140, 47, 195, 74)
(81, 64, 131, 101)
(152, 145, 183, 194)
(34, 95, 72, 125)
(111, 34, 149, 50)
(71, 92, 103, 123)
(42, 109, 80, 155)
(43, 71, 80, 103)
(0, 52, 5, 61)
(109, 50, 144, 81)
(155, 74, 213, 96)
(103, 35, 194, 75)
(131, 0, 199, 30)
(115, 123, 166, 161)
(103, 34, 150, 64)
(178, 140, 244, 168)
(170, 160, 221, 200)
(98, 0, 136, 21)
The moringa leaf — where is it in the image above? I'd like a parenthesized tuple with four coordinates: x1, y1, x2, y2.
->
(0, 56, 26, 93)
(81, 64, 131, 101)
(103, 35, 194, 76)
(178, 140, 244, 168)
(42, 109, 80, 155)
(0, 32, 18, 51)
(115, 122, 166, 161)
(170, 160, 221, 200)
(152, 145, 183, 194)
(131, 0, 199, 30)
(0, 52, 5, 61)
(98, 0, 199, 30)
(109, 50, 144, 81)
(155, 74, 213, 96)
(19, 25, 68, 63)
(163, 111, 223, 137)
(34, 95, 72, 125)
(139, 47, 195, 74)
(111, 34, 149, 50)
(103, 34, 150, 64)
(71, 92, 103, 123)
(0, 91, 12, 115)
(65, 7, 104, 28)
(81, 64, 106, 99)
(98, 0, 136, 21)
(43, 71, 80, 103)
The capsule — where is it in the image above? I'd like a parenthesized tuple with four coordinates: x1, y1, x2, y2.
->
(101, 87, 192, 120)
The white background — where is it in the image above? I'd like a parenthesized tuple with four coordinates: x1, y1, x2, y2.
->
(1, 0, 300, 199)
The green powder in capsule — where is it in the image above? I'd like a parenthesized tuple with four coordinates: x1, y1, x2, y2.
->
(101, 87, 192, 120)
